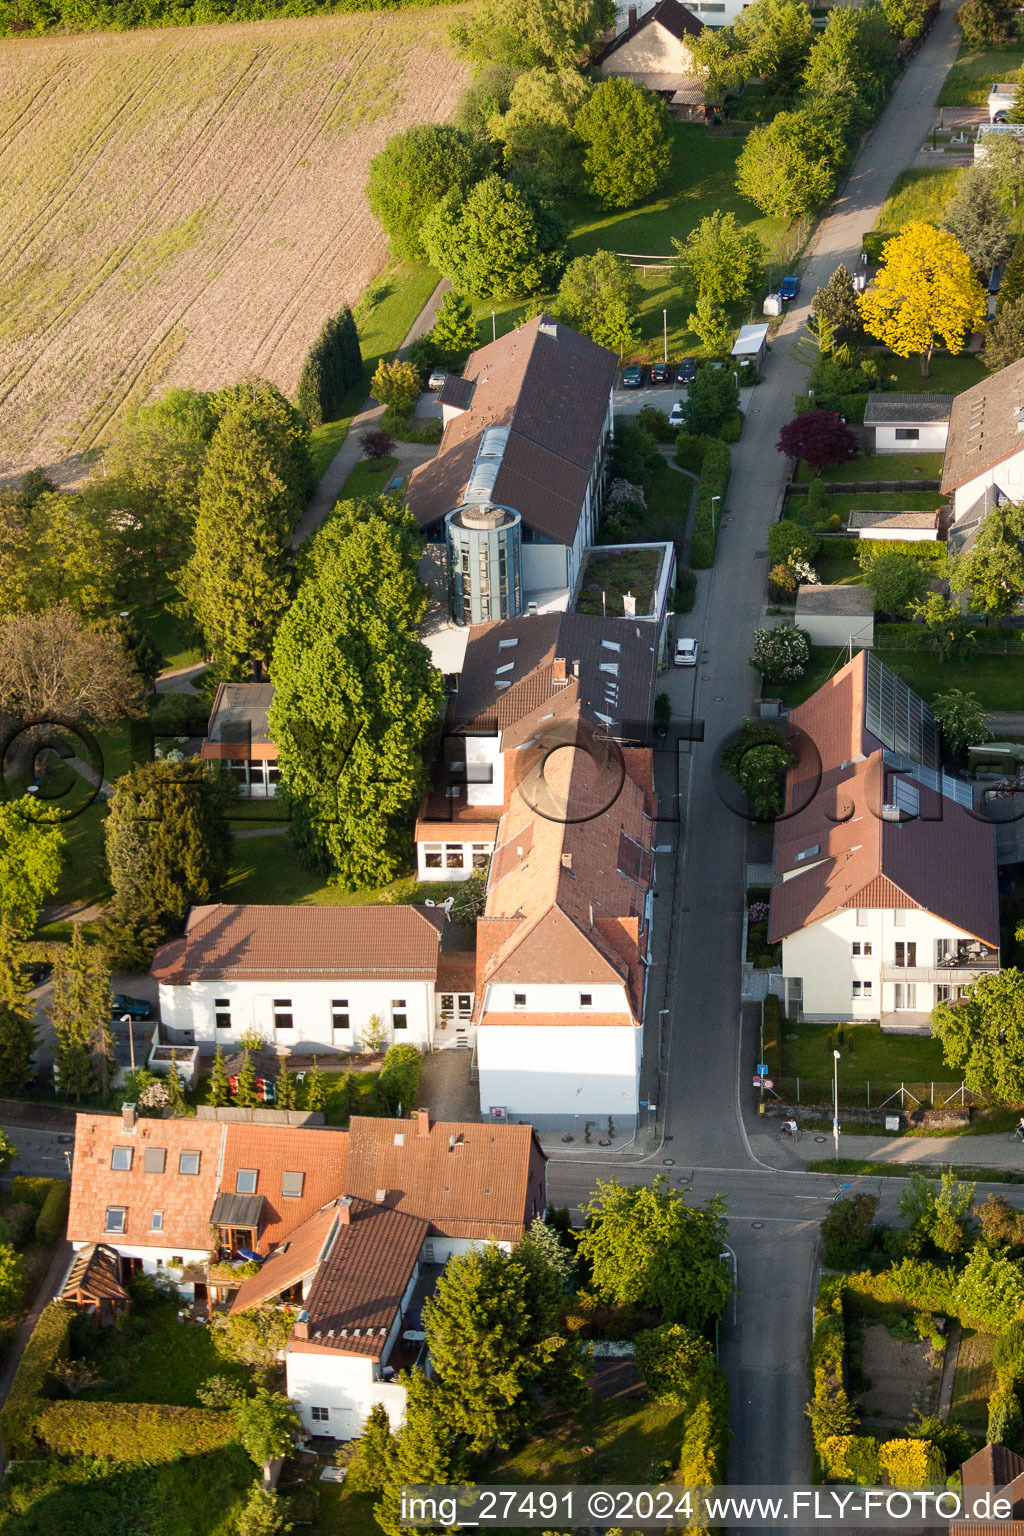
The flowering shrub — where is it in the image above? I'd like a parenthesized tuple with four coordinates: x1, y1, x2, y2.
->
(748, 902, 769, 924)
(750, 625, 812, 681)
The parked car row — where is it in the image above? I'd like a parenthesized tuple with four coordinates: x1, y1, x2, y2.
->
(621, 357, 698, 389)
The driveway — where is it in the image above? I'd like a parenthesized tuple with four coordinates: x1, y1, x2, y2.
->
(639, 0, 967, 1483)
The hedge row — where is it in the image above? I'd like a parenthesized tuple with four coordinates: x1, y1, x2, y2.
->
(0, 1302, 72, 1461)
(858, 539, 947, 564)
(34, 1401, 236, 1460)
(35, 1182, 70, 1248)
(1, 0, 457, 37)
(12, 1177, 59, 1213)
(296, 306, 362, 428)
(689, 440, 731, 570)
(876, 622, 1024, 653)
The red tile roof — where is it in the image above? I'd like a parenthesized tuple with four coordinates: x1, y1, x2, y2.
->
(229, 1201, 342, 1313)
(68, 1116, 224, 1253)
(293, 1197, 427, 1358)
(151, 903, 444, 985)
(220, 1124, 349, 1253)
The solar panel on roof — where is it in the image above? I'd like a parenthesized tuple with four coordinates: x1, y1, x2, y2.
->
(864, 652, 938, 770)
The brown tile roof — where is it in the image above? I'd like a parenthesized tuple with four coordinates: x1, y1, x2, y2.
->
(60, 1244, 129, 1305)
(941, 357, 1024, 494)
(344, 1115, 545, 1244)
(150, 904, 444, 985)
(294, 1197, 427, 1357)
(229, 1201, 342, 1313)
(768, 653, 999, 946)
(596, 0, 702, 61)
(69, 1115, 224, 1253)
(202, 682, 278, 762)
(451, 614, 657, 743)
(436, 950, 477, 993)
(405, 316, 616, 546)
(220, 1124, 348, 1252)
(482, 1011, 635, 1028)
(962, 1444, 1024, 1490)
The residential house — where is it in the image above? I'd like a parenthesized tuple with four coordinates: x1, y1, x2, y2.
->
(415, 612, 658, 883)
(68, 1107, 546, 1438)
(151, 903, 475, 1056)
(863, 393, 952, 455)
(951, 1441, 1024, 1536)
(769, 651, 1000, 1026)
(595, 0, 708, 113)
(405, 317, 617, 623)
(941, 358, 1024, 536)
(794, 586, 875, 648)
(201, 683, 280, 799)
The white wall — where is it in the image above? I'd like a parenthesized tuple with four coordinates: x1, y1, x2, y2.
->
(859, 526, 936, 543)
(599, 18, 696, 79)
(953, 447, 1024, 516)
(781, 904, 984, 1020)
(483, 981, 631, 1013)
(416, 837, 494, 882)
(522, 542, 569, 594)
(159, 978, 435, 1055)
(873, 423, 948, 454)
(795, 610, 875, 648)
(287, 1348, 408, 1439)
(477, 1021, 642, 1120)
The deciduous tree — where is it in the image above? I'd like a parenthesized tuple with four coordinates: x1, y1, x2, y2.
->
(858, 221, 988, 376)
(984, 134, 1024, 213)
(736, 110, 845, 220)
(856, 549, 929, 616)
(932, 968, 1024, 1102)
(487, 67, 591, 192)
(214, 1307, 295, 1376)
(880, 0, 931, 42)
(673, 211, 765, 306)
(578, 1175, 732, 1327)
(721, 716, 798, 819)
(573, 77, 672, 209)
(423, 176, 567, 299)
(733, 0, 813, 89)
(0, 605, 145, 726)
(0, 916, 36, 1096)
(681, 368, 739, 436)
(232, 1389, 301, 1480)
(634, 1324, 719, 1408)
(909, 592, 977, 662)
(430, 291, 478, 360)
(555, 250, 642, 353)
(948, 500, 1024, 615)
(777, 410, 859, 472)
(370, 358, 421, 417)
(749, 625, 812, 681)
(957, 0, 1016, 47)
(0, 801, 64, 937)
(932, 689, 991, 756)
(448, 0, 614, 68)
(366, 124, 491, 261)
(688, 24, 747, 101)
(686, 296, 733, 358)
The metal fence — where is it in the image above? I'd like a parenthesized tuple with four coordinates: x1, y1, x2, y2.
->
(769, 1078, 981, 1109)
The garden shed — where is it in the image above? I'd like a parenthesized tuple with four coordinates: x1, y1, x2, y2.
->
(794, 585, 875, 648)
(58, 1243, 130, 1326)
(731, 323, 769, 368)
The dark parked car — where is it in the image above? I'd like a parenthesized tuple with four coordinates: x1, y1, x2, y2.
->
(779, 275, 800, 301)
(650, 361, 670, 384)
(621, 365, 645, 388)
(111, 993, 153, 1021)
(676, 357, 697, 385)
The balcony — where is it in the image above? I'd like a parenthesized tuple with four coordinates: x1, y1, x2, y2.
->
(881, 946, 999, 985)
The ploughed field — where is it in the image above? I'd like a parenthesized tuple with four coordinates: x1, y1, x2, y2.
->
(0, 9, 467, 477)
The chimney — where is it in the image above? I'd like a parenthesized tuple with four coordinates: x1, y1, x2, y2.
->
(338, 1195, 353, 1225)
(628, 4, 637, 23)
(561, 852, 572, 870)
(293, 1319, 309, 1340)
(121, 1103, 137, 1133)
(416, 1108, 431, 1137)
(573, 659, 580, 678)
(553, 657, 567, 683)
(449, 1134, 456, 1152)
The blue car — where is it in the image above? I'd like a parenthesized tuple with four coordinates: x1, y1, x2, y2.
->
(621, 365, 645, 388)
(111, 993, 153, 1021)
(779, 275, 800, 302)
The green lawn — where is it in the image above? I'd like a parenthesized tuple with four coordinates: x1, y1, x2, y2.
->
(310, 418, 350, 480)
(788, 489, 946, 530)
(470, 123, 791, 365)
(780, 1021, 949, 1099)
(882, 353, 988, 396)
(815, 555, 863, 586)
(335, 453, 401, 503)
(576, 546, 663, 617)
(224, 836, 465, 911)
(77, 1297, 249, 1406)
(951, 1329, 999, 1429)
(873, 167, 962, 235)
(938, 46, 1024, 107)
(135, 598, 204, 673)
(797, 453, 945, 485)
(487, 1396, 689, 1483)
(777, 645, 1024, 710)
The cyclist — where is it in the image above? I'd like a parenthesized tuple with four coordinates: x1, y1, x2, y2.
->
(1016, 1117, 1024, 1143)
(781, 1119, 799, 1141)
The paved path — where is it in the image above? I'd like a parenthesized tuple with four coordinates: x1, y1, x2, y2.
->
(631, 0, 966, 1486)
(988, 711, 1024, 735)
(155, 662, 208, 696)
(293, 277, 451, 547)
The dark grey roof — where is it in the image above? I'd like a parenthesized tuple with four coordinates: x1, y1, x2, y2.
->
(207, 683, 275, 746)
(848, 509, 939, 530)
(438, 374, 474, 411)
(210, 1192, 266, 1228)
(941, 357, 1024, 493)
(794, 584, 874, 615)
(863, 393, 954, 425)
(405, 316, 616, 546)
(595, 0, 702, 61)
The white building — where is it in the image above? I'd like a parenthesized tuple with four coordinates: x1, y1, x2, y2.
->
(595, 0, 708, 113)
(847, 510, 939, 542)
(406, 317, 616, 623)
(151, 904, 475, 1056)
(769, 651, 1000, 1027)
(67, 1108, 547, 1438)
(941, 357, 1024, 525)
(988, 82, 1017, 121)
(863, 393, 952, 455)
(794, 586, 875, 649)
(200, 683, 280, 799)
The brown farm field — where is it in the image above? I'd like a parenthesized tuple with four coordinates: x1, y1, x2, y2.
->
(0, 10, 468, 478)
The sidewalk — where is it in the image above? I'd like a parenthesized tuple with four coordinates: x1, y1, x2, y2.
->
(757, 1124, 1024, 1174)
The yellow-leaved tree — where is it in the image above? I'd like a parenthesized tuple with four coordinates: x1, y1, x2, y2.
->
(858, 220, 988, 377)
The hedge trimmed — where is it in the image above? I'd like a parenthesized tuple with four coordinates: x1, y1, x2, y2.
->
(34, 1402, 236, 1460)
(0, 1301, 71, 1460)
(295, 305, 362, 428)
(35, 1182, 70, 1247)
(857, 539, 947, 564)
(689, 439, 731, 570)
(13, 1177, 60, 1213)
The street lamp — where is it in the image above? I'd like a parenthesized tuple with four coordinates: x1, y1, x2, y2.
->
(663, 309, 668, 365)
(711, 494, 721, 531)
(121, 1014, 135, 1075)
(491, 311, 497, 343)
(832, 1049, 841, 1163)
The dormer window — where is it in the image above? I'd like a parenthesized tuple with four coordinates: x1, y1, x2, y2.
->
(236, 1169, 258, 1195)
(111, 1146, 133, 1171)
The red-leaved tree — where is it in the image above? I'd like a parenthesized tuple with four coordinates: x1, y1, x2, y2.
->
(777, 410, 859, 473)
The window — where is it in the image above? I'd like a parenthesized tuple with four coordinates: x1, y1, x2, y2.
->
(111, 1146, 133, 1171)
(856, 910, 869, 927)
(893, 908, 907, 927)
(894, 982, 918, 1010)
(445, 843, 465, 870)
(104, 1206, 126, 1234)
(439, 994, 454, 1015)
(311, 1407, 329, 1424)
(215, 999, 231, 1030)
(853, 980, 873, 998)
(580, 993, 593, 1008)
(273, 999, 293, 1031)
(236, 1169, 258, 1195)
(894, 428, 920, 441)
(424, 844, 443, 869)
(794, 844, 820, 863)
(851, 942, 873, 957)
(472, 844, 490, 869)
(458, 994, 472, 1014)
(331, 999, 350, 1031)
(392, 999, 408, 1031)
(514, 992, 526, 1009)
(178, 1150, 201, 1176)
(282, 1171, 305, 1199)
(894, 942, 917, 968)
(150, 1210, 164, 1231)
(936, 939, 952, 964)
(144, 1148, 166, 1174)
(936, 985, 951, 1003)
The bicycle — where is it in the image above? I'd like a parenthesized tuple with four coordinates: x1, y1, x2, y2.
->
(776, 1124, 801, 1143)
(1007, 1127, 1024, 1145)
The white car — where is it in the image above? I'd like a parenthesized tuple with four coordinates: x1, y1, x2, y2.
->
(428, 367, 447, 390)
(668, 399, 686, 428)
(674, 637, 698, 667)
